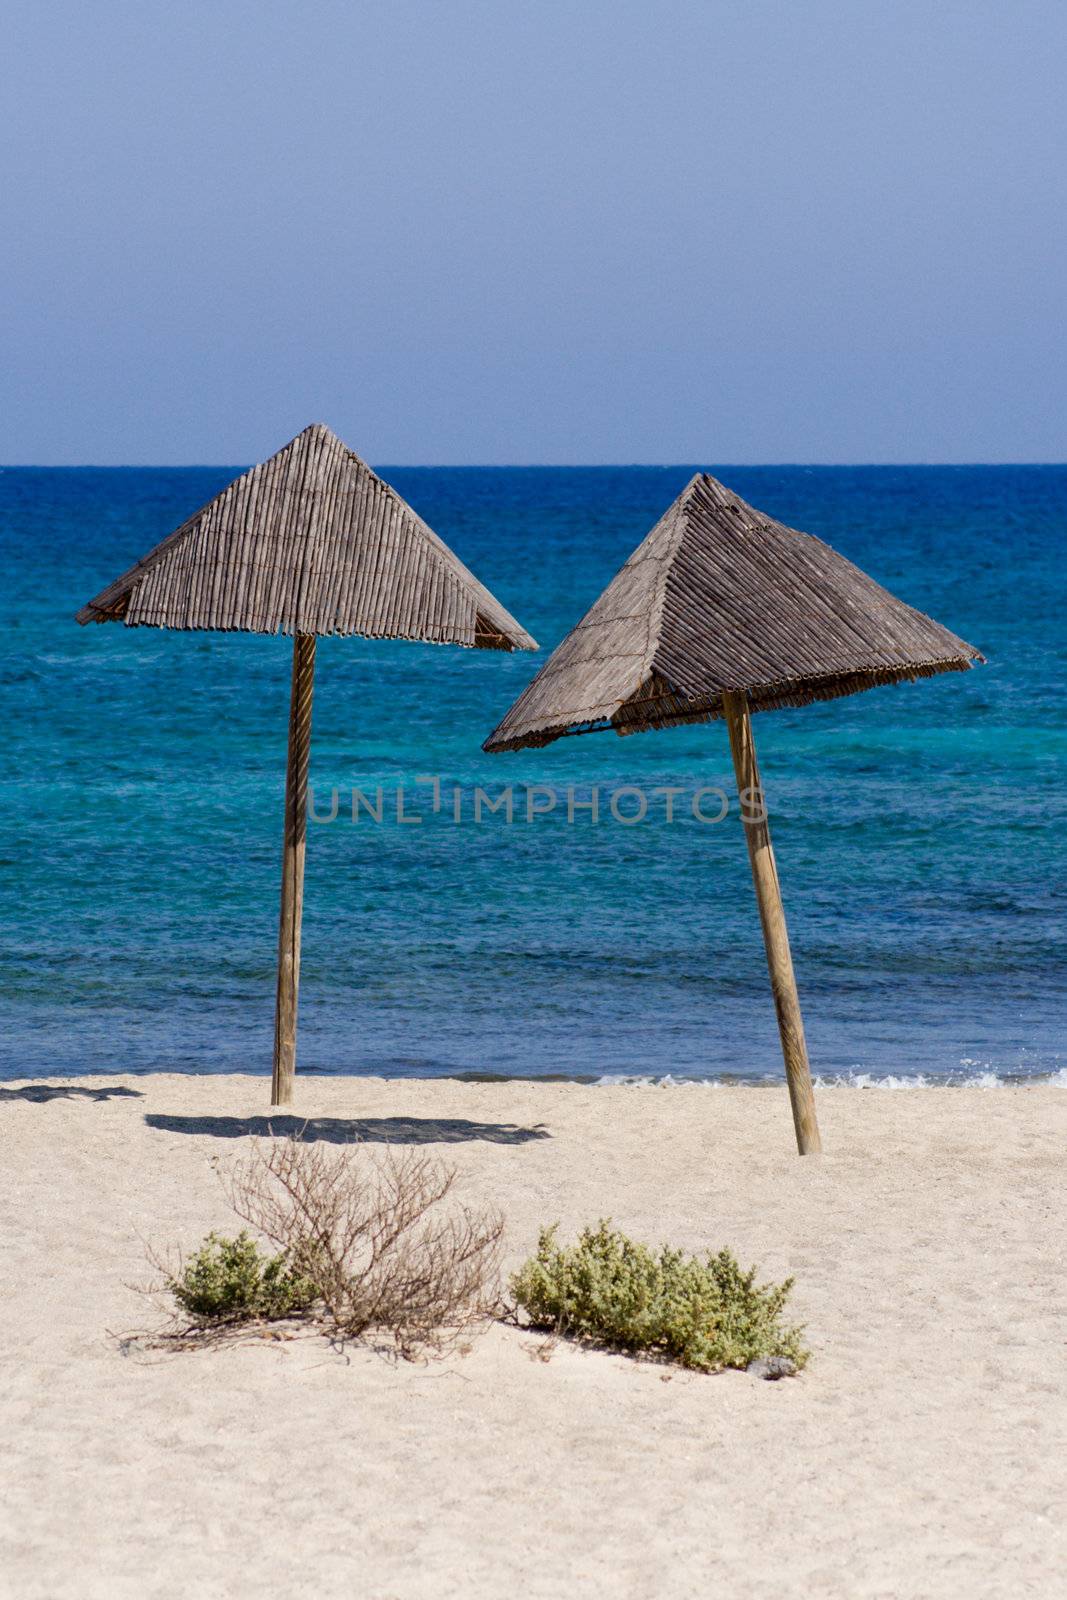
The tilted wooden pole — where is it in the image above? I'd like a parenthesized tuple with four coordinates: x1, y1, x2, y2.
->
(721, 691, 822, 1155)
(271, 633, 316, 1107)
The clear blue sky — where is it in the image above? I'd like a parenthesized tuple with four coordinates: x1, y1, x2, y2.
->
(4, 1, 1065, 464)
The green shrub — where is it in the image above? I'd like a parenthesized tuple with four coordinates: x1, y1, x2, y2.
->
(168, 1231, 315, 1324)
(511, 1221, 808, 1373)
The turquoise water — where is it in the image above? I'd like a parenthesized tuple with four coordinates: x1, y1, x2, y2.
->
(2, 465, 1064, 1084)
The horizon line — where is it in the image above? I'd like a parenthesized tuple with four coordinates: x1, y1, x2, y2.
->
(4, 459, 1067, 471)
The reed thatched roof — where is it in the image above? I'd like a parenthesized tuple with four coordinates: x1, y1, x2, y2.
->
(484, 472, 982, 752)
(76, 424, 537, 652)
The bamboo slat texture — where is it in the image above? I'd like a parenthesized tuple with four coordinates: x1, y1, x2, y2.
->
(484, 472, 981, 751)
(76, 423, 537, 653)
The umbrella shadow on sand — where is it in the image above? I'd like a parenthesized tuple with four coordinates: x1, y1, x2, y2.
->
(144, 1113, 550, 1146)
(1, 1084, 144, 1103)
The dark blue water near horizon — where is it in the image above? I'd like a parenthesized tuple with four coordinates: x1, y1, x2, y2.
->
(2, 464, 1065, 1085)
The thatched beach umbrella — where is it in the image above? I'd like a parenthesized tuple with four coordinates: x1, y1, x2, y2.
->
(484, 473, 982, 1153)
(78, 423, 537, 1105)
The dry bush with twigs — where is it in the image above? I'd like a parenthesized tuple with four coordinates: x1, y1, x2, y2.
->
(152, 1138, 503, 1357)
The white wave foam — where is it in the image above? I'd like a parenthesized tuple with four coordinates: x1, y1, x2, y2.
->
(593, 1066, 1058, 1089)
(593, 1073, 726, 1088)
(813, 1070, 1004, 1090)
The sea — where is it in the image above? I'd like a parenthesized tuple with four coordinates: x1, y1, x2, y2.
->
(2, 464, 1064, 1087)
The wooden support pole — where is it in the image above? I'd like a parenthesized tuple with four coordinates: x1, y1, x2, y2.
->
(271, 633, 316, 1107)
(722, 690, 822, 1155)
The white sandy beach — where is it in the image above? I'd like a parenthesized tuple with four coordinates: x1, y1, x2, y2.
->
(2, 1074, 1065, 1600)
